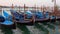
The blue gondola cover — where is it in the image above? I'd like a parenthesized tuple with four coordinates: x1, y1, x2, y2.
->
(35, 11, 44, 19)
(10, 10, 24, 21)
(1, 20, 13, 25)
(25, 11, 32, 19)
(3, 10, 12, 21)
(45, 12, 49, 18)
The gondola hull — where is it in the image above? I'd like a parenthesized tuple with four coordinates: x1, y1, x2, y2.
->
(16, 21, 34, 26)
(0, 23, 16, 29)
(35, 18, 50, 23)
(13, 19, 34, 26)
(50, 18, 56, 22)
(56, 17, 60, 21)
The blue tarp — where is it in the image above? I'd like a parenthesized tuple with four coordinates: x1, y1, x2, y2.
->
(35, 11, 50, 19)
(0, 10, 13, 25)
(1, 20, 13, 25)
(45, 12, 49, 18)
(10, 10, 24, 21)
(25, 10, 32, 14)
(3, 10, 10, 18)
(3, 10, 12, 21)
(25, 11, 32, 19)
(35, 11, 44, 19)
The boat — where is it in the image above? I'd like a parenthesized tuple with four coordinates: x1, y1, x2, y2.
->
(10, 10, 34, 25)
(0, 10, 16, 29)
(35, 11, 50, 23)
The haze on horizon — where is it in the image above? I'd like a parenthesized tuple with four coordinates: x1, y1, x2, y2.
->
(0, 0, 60, 7)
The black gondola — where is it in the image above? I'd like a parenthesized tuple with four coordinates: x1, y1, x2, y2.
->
(10, 10, 34, 25)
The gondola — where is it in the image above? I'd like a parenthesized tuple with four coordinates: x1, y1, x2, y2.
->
(35, 11, 50, 23)
(10, 10, 34, 25)
(0, 10, 16, 29)
(50, 15, 56, 22)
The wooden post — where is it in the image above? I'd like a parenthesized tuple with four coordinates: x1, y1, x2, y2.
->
(42, 5, 45, 17)
(24, 4, 25, 12)
(24, 4, 26, 20)
(34, 4, 36, 12)
(19, 6, 20, 12)
(40, 6, 42, 12)
(11, 4, 14, 9)
(53, 0, 56, 32)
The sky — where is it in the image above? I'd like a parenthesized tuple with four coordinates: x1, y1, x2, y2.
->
(0, 0, 60, 7)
